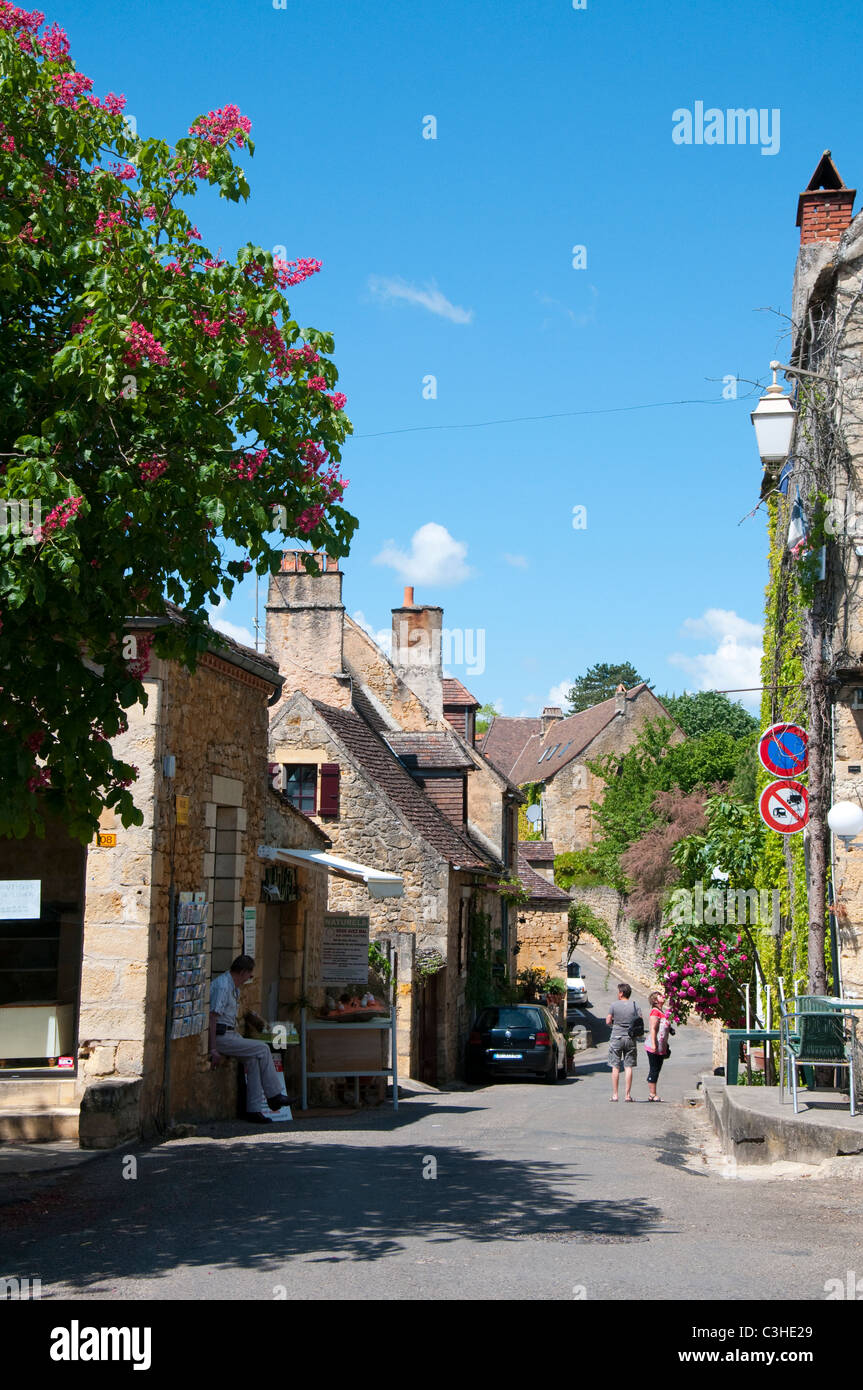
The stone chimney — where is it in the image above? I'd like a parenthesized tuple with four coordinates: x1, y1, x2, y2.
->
(265, 551, 351, 711)
(796, 151, 856, 245)
(391, 587, 443, 721)
(615, 683, 627, 715)
(542, 706, 563, 736)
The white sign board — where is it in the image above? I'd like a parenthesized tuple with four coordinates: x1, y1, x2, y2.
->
(243, 906, 257, 958)
(321, 915, 370, 985)
(0, 879, 41, 920)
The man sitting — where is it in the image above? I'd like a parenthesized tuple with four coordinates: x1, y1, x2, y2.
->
(208, 955, 290, 1123)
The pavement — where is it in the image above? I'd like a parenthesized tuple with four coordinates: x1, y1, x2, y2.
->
(3, 953, 863, 1300)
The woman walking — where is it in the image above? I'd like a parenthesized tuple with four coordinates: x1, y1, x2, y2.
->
(645, 990, 672, 1101)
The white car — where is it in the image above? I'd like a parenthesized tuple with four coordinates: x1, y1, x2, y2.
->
(566, 962, 589, 1016)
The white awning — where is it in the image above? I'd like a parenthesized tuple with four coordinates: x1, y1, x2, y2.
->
(257, 844, 404, 899)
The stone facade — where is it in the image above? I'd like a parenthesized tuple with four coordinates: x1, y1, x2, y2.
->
(516, 904, 569, 977)
(0, 620, 330, 1143)
(265, 557, 519, 1083)
(568, 885, 661, 989)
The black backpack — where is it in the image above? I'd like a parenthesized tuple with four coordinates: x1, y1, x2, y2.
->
(628, 1008, 645, 1041)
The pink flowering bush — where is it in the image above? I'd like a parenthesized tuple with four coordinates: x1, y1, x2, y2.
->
(0, 1, 354, 841)
(656, 926, 751, 1024)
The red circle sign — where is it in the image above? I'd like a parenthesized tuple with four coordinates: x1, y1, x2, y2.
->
(759, 778, 809, 834)
(759, 723, 809, 777)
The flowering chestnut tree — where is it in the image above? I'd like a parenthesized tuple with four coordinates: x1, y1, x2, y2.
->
(0, 3, 355, 841)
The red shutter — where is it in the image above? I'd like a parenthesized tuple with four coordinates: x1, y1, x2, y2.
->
(319, 763, 340, 816)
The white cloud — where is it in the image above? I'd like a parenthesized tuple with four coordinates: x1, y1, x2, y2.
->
(208, 598, 256, 650)
(374, 522, 472, 588)
(352, 609, 392, 655)
(504, 553, 529, 569)
(368, 275, 474, 325)
(547, 680, 571, 709)
(669, 608, 763, 712)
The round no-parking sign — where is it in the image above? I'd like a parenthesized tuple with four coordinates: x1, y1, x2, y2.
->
(758, 723, 809, 777)
(759, 778, 809, 834)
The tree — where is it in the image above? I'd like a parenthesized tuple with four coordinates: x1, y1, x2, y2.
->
(565, 661, 649, 713)
(475, 702, 499, 736)
(657, 690, 758, 740)
(0, 4, 356, 841)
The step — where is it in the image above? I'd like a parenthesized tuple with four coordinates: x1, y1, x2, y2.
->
(0, 1108, 80, 1142)
(0, 1079, 81, 1108)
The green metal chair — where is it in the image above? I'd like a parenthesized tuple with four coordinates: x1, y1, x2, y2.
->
(780, 995, 857, 1117)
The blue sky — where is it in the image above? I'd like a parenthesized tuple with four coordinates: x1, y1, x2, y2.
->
(54, 0, 863, 715)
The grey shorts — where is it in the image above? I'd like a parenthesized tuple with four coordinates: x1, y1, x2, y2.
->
(608, 1037, 637, 1069)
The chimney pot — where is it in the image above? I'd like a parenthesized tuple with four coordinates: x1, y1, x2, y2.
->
(403, 586, 415, 607)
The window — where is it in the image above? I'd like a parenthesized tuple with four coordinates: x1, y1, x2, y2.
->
(283, 764, 317, 813)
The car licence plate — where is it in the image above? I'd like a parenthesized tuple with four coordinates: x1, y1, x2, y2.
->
(492, 1051, 522, 1060)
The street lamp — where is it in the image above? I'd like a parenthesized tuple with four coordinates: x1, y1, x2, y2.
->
(827, 800, 863, 851)
(751, 361, 797, 464)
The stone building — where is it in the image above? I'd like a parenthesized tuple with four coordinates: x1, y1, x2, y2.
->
(481, 684, 680, 854)
(0, 610, 335, 1144)
(266, 554, 522, 1082)
(513, 845, 572, 978)
(762, 152, 863, 994)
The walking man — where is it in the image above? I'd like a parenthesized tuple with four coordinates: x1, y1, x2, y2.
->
(606, 982, 642, 1102)
(208, 955, 290, 1123)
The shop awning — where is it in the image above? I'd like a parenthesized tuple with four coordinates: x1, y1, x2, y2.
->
(257, 844, 404, 899)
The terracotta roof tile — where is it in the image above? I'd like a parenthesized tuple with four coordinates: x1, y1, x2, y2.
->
(386, 731, 474, 771)
(521, 840, 555, 863)
(313, 701, 495, 871)
(442, 678, 480, 708)
(481, 716, 542, 778)
(517, 848, 571, 904)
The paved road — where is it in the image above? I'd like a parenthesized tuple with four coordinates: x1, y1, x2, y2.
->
(3, 956, 863, 1301)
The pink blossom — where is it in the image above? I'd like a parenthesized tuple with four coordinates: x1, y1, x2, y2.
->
(139, 455, 167, 483)
(104, 92, 126, 115)
(41, 496, 83, 538)
(307, 376, 327, 392)
(94, 208, 126, 233)
(299, 440, 327, 469)
(193, 316, 224, 338)
(28, 767, 51, 792)
(327, 392, 347, 411)
(296, 504, 325, 535)
(231, 448, 267, 481)
(38, 19, 69, 59)
(52, 71, 93, 107)
(205, 258, 227, 271)
(273, 256, 321, 289)
(123, 322, 169, 367)
(164, 262, 185, 276)
(69, 316, 93, 335)
(108, 161, 136, 180)
(188, 104, 251, 147)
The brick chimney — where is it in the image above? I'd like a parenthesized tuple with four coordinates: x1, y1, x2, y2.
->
(391, 587, 443, 720)
(542, 706, 563, 736)
(796, 151, 856, 245)
(265, 551, 351, 711)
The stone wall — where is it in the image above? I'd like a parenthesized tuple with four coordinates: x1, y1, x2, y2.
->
(266, 555, 351, 714)
(542, 691, 684, 856)
(343, 615, 438, 732)
(568, 885, 661, 989)
(269, 692, 457, 1078)
(516, 904, 569, 978)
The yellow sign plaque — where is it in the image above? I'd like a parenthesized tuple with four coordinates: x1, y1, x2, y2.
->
(97, 832, 117, 848)
(175, 796, 190, 826)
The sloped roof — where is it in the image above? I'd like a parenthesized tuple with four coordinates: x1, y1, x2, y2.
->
(313, 701, 497, 872)
(128, 601, 282, 689)
(443, 677, 480, 709)
(386, 730, 475, 771)
(507, 684, 660, 784)
(517, 847, 571, 904)
(521, 840, 554, 863)
(481, 716, 542, 778)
